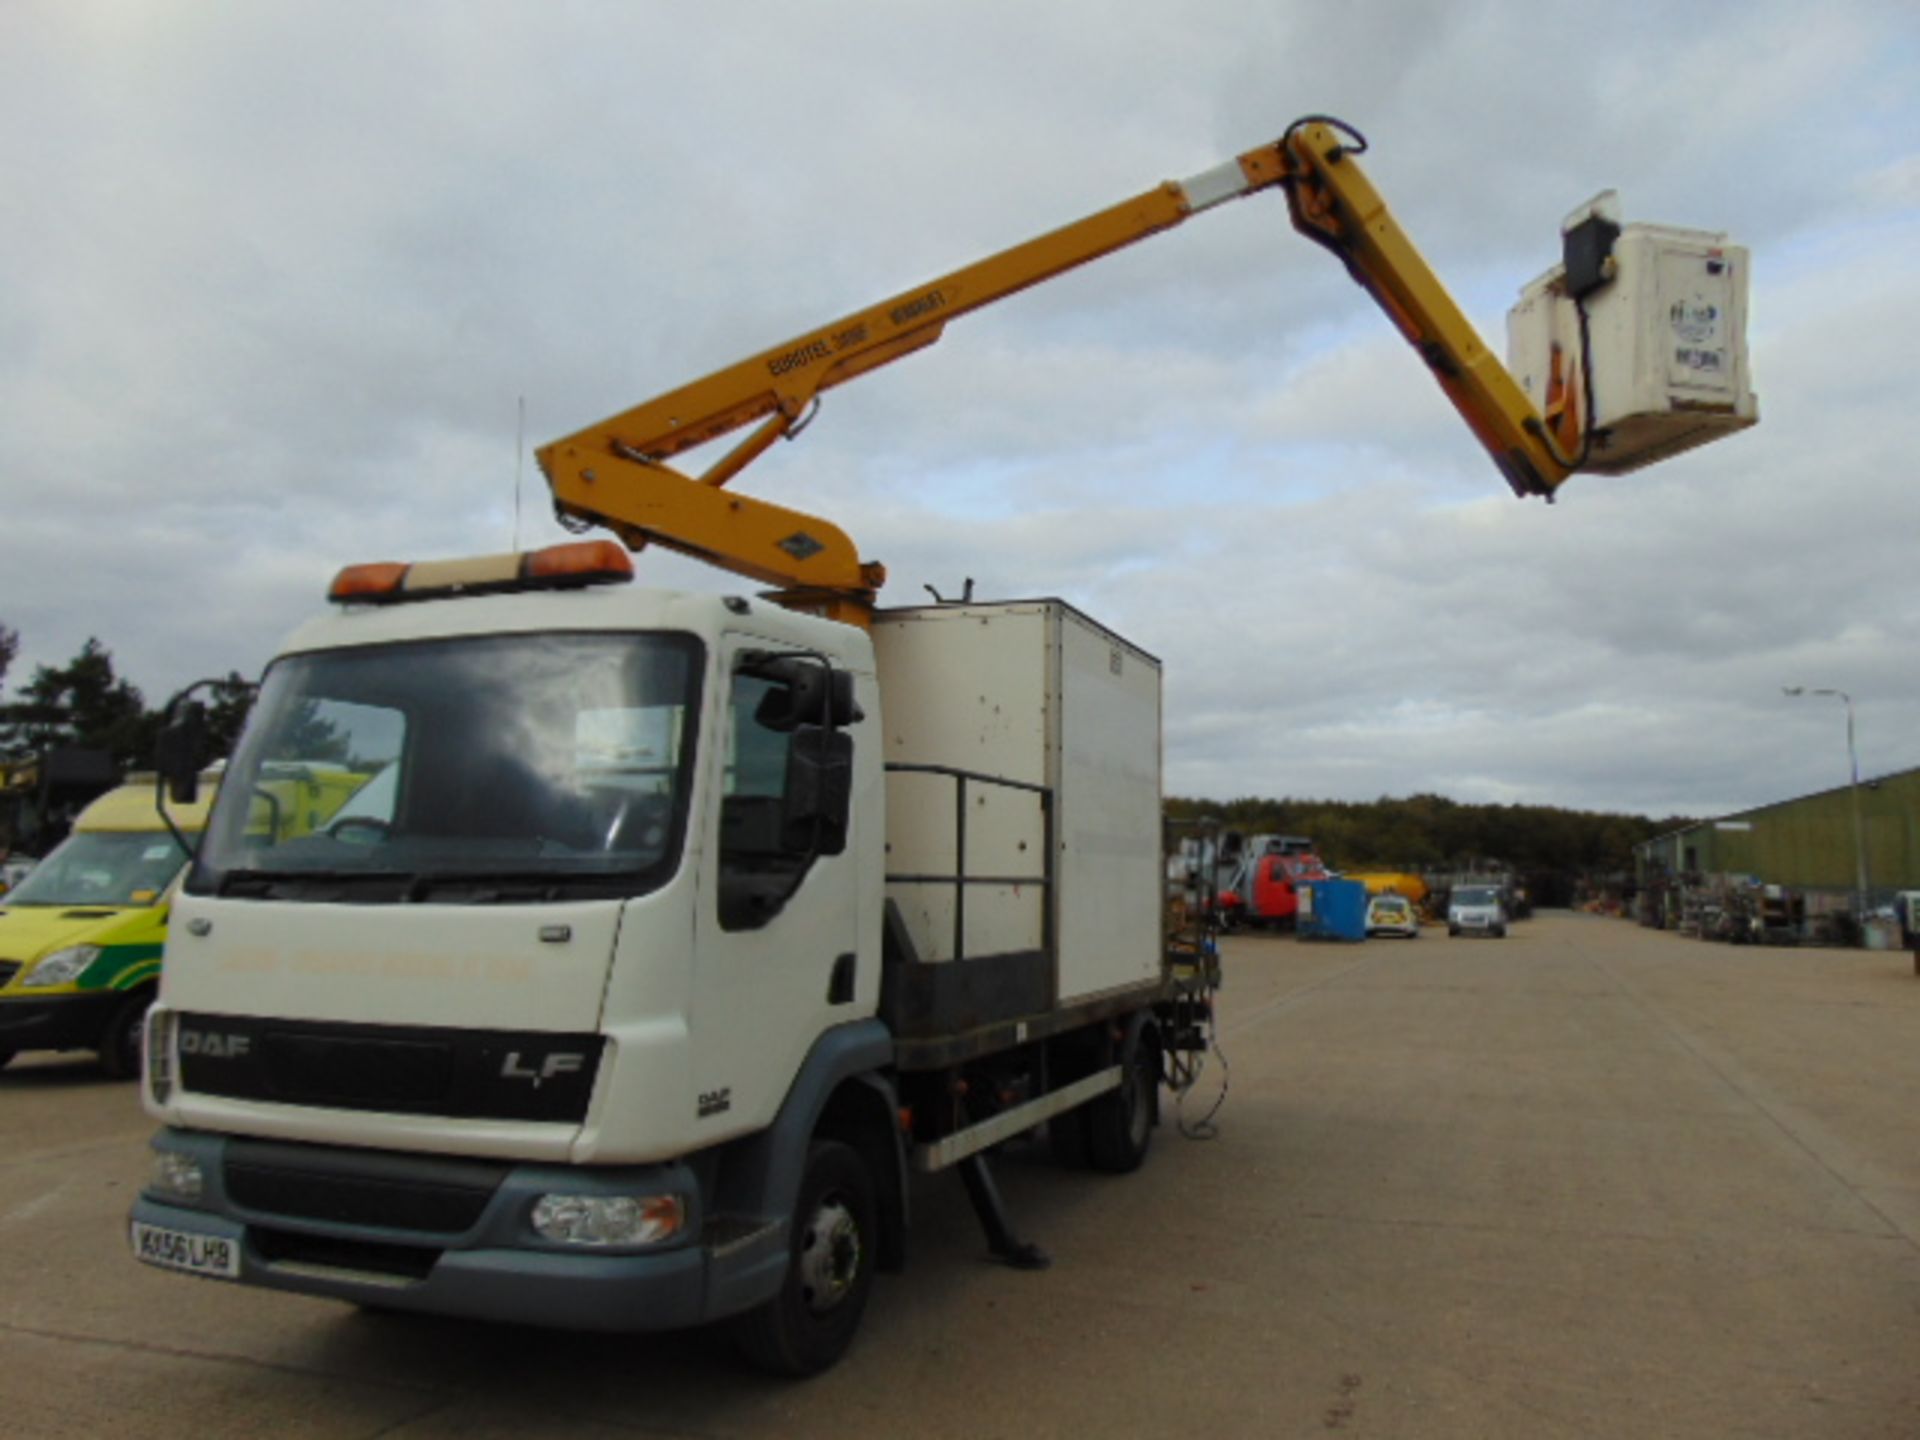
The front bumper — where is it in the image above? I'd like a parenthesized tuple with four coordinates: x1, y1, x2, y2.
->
(0, 992, 118, 1052)
(128, 1128, 785, 1332)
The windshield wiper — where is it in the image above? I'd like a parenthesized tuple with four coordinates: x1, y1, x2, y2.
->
(404, 869, 629, 903)
(216, 868, 413, 897)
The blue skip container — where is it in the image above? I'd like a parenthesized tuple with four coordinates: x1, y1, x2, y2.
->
(1296, 878, 1369, 942)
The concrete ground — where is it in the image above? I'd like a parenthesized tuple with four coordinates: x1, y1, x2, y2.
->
(3, 911, 1920, 1438)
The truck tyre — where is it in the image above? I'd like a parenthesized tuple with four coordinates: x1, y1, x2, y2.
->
(1086, 1025, 1157, 1174)
(1049, 1108, 1090, 1169)
(733, 1139, 877, 1377)
(98, 991, 154, 1081)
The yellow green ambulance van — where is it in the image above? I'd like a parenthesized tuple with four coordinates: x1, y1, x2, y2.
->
(0, 778, 214, 1078)
(0, 764, 375, 1077)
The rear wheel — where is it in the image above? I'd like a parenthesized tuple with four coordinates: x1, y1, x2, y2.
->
(98, 991, 154, 1080)
(733, 1139, 877, 1377)
(1087, 1024, 1158, 1174)
(1048, 1107, 1090, 1168)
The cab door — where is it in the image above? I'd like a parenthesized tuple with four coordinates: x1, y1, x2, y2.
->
(684, 639, 864, 1138)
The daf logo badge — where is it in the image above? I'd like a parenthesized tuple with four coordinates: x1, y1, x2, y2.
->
(178, 1030, 250, 1059)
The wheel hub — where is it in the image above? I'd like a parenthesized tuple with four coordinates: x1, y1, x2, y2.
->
(797, 1197, 862, 1314)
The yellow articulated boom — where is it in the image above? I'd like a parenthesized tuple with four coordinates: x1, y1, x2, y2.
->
(538, 116, 1751, 625)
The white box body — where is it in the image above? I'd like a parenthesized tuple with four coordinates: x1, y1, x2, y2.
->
(871, 600, 1163, 1004)
(1507, 223, 1758, 474)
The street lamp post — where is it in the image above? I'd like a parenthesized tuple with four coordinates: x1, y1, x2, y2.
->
(1782, 686, 1870, 929)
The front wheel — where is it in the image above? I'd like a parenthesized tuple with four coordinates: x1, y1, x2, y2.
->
(98, 991, 154, 1080)
(733, 1139, 877, 1377)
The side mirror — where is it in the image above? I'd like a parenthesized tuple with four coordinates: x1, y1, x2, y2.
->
(825, 669, 861, 727)
(155, 704, 208, 806)
(782, 728, 853, 856)
(747, 654, 864, 732)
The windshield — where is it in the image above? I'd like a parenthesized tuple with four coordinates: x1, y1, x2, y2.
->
(6, 830, 189, 907)
(188, 631, 704, 903)
(1453, 887, 1500, 906)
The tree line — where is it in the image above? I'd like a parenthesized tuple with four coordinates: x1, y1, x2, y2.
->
(1166, 791, 1692, 880)
(0, 625, 252, 772)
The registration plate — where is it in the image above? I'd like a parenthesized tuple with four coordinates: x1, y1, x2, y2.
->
(131, 1221, 240, 1279)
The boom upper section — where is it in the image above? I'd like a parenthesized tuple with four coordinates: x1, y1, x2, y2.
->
(537, 118, 1747, 624)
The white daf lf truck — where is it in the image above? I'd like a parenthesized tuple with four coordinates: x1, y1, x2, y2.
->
(128, 116, 1755, 1374)
(132, 547, 1199, 1375)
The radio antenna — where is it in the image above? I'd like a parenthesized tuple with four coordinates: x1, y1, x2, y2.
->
(512, 395, 526, 550)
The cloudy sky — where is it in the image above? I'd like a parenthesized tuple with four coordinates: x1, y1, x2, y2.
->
(3, 1, 1916, 819)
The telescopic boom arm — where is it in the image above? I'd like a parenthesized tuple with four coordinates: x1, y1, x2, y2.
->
(537, 118, 1572, 625)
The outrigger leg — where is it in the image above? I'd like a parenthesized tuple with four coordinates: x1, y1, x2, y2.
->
(958, 1153, 1050, 1270)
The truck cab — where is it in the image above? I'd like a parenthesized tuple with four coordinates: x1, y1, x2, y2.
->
(135, 550, 903, 1362)
(146, 566, 880, 1165)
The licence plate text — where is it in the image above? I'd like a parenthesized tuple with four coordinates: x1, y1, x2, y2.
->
(131, 1221, 240, 1278)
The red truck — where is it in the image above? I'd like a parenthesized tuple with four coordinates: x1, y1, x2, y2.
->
(1218, 836, 1329, 931)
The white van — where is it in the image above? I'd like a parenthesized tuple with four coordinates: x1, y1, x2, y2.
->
(1447, 884, 1509, 939)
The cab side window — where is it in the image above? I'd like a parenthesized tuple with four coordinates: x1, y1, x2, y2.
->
(718, 671, 806, 931)
(716, 656, 858, 931)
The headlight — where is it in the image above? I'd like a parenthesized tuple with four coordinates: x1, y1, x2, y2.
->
(19, 945, 100, 988)
(149, 1150, 205, 1203)
(530, 1193, 684, 1247)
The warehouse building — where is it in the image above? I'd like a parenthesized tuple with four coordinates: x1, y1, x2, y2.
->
(1635, 765, 1920, 938)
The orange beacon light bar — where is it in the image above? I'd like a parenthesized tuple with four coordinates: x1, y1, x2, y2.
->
(328, 540, 635, 604)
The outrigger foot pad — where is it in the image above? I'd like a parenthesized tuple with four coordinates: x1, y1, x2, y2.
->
(958, 1153, 1051, 1271)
